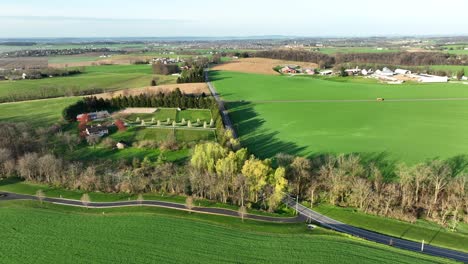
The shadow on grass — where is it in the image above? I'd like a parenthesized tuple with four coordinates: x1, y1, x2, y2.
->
(226, 101, 307, 159)
(208, 70, 233, 82)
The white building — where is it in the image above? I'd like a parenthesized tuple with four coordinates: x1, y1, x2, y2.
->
(320, 70, 333, 76)
(395, 69, 411, 75)
(417, 74, 448, 83)
(380, 67, 395, 76)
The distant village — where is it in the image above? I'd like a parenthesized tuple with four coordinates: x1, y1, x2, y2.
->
(279, 65, 467, 84)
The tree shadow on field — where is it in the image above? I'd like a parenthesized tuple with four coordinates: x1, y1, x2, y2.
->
(208, 70, 233, 82)
(445, 154, 468, 176)
(225, 101, 307, 159)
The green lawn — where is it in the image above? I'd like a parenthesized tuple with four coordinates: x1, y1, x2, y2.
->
(0, 97, 79, 127)
(0, 64, 176, 102)
(0, 201, 455, 264)
(124, 108, 212, 124)
(313, 204, 468, 253)
(212, 71, 468, 163)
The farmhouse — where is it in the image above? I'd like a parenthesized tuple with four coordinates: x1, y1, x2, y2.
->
(281, 66, 298, 74)
(417, 74, 448, 83)
(320, 70, 333, 76)
(85, 125, 109, 137)
(394, 69, 411, 75)
(77, 111, 110, 122)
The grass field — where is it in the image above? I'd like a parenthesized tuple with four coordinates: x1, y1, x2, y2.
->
(313, 47, 400, 54)
(0, 200, 455, 264)
(313, 204, 468, 253)
(124, 108, 212, 124)
(0, 97, 79, 126)
(0, 64, 176, 102)
(212, 71, 468, 163)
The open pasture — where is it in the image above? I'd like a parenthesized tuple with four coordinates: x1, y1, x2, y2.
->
(0, 201, 454, 264)
(212, 71, 468, 163)
(0, 64, 176, 102)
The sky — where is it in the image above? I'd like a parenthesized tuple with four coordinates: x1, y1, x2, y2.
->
(1, 0, 468, 38)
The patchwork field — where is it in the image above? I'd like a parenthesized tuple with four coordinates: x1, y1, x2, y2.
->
(95, 83, 210, 99)
(0, 64, 177, 102)
(212, 58, 318, 75)
(212, 71, 468, 163)
(0, 201, 454, 264)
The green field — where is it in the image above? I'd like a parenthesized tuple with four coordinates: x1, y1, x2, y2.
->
(0, 97, 79, 126)
(0, 64, 176, 102)
(313, 204, 468, 253)
(0, 201, 454, 264)
(212, 71, 468, 163)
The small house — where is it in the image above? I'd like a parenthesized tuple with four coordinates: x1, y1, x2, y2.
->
(320, 70, 333, 76)
(86, 125, 109, 137)
(462, 76, 468, 81)
(116, 142, 127, 150)
(304, 68, 315, 75)
(281, 66, 298, 74)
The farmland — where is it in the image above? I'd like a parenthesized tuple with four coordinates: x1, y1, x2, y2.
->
(0, 201, 455, 264)
(212, 71, 468, 163)
(0, 97, 79, 126)
(0, 64, 177, 102)
(313, 204, 468, 253)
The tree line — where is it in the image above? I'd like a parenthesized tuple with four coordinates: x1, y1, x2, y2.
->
(0, 121, 466, 226)
(62, 89, 215, 122)
(254, 50, 468, 68)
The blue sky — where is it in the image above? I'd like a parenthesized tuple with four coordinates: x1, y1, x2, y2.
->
(1, 0, 468, 37)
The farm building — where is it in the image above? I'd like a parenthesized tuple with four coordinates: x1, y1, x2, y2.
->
(304, 68, 315, 75)
(281, 66, 299, 74)
(345, 67, 361, 75)
(86, 125, 109, 137)
(320, 70, 333, 76)
(462, 76, 468, 81)
(380, 67, 395, 76)
(77, 111, 110, 122)
(417, 74, 448, 83)
(395, 69, 411, 75)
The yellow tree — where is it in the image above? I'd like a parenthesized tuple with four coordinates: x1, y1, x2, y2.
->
(267, 167, 288, 212)
(241, 156, 271, 203)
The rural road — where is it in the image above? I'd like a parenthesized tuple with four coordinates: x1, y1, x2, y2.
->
(283, 195, 468, 263)
(205, 69, 237, 138)
(225, 98, 468, 104)
(0, 192, 302, 223)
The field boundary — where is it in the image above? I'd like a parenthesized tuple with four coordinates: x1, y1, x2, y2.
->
(225, 98, 468, 104)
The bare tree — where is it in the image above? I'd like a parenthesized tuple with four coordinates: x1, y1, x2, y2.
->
(81, 193, 91, 208)
(36, 189, 45, 204)
(238, 205, 247, 222)
(185, 196, 194, 212)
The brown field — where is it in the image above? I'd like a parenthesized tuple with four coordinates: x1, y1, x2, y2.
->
(95, 83, 210, 99)
(212, 58, 319, 75)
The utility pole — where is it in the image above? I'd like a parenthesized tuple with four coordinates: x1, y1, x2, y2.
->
(421, 240, 425, 252)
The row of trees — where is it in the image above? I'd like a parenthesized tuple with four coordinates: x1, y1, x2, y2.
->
(276, 153, 467, 227)
(177, 66, 205, 83)
(62, 90, 216, 122)
(0, 120, 466, 226)
(255, 50, 468, 68)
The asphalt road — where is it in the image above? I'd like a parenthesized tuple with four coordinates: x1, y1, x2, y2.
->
(0, 192, 303, 223)
(283, 195, 468, 263)
(205, 69, 237, 138)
